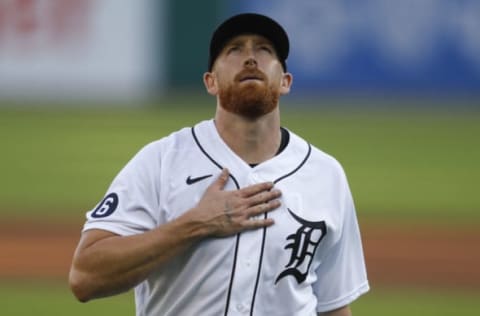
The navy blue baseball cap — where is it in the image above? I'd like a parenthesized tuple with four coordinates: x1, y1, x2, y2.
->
(208, 13, 289, 71)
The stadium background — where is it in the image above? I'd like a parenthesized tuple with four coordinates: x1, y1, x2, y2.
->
(1, 0, 479, 315)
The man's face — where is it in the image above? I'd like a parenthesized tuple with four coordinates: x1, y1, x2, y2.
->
(208, 34, 290, 119)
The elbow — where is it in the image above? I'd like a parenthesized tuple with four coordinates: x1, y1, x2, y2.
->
(68, 269, 94, 303)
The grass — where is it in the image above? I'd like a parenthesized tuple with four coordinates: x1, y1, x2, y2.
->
(0, 281, 134, 316)
(282, 108, 480, 219)
(351, 286, 480, 316)
(1, 102, 479, 221)
(0, 281, 479, 316)
(0, 100, 479, 315)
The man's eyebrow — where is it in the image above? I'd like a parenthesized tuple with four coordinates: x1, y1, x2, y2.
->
(222, 36, 276, 52)
(255, 39, 274, 46)
(225, 38, 245, 47)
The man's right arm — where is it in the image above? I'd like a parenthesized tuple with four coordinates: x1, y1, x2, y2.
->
(68, 214, 206, 302)
(69, 169, 282, 302)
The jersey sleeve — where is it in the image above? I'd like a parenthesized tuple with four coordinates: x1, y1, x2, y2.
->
(82, 141, 162, 236)
(312, 173, 370, 312)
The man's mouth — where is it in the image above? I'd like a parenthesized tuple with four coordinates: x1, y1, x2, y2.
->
(239, 76, 263, 82)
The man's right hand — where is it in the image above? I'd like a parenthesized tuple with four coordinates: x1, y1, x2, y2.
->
(186, 168, 282, 237)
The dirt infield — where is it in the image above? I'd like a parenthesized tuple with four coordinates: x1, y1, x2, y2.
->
(1, 219, 479, 289)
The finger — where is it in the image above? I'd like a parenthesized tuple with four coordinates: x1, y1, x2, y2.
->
(224, 206, 233, 223)
(250, 199, 281, 217)
(243, 217, 275, 230)
(247, 189, 281, 206)
(239, 181, 274, 198)
(208, 168, 229, 191)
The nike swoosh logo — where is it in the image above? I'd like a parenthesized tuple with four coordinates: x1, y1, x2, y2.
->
(186, 174, 213, 185)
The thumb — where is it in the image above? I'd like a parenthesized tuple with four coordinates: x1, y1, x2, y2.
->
(209, 168, 229, 191)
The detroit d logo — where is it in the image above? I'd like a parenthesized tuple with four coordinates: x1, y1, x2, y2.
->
(275, 208, 327, 285)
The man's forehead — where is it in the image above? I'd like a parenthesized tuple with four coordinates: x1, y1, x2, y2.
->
(224, 34, 275, 46)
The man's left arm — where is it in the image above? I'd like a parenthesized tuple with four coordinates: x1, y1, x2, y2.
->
(318, 305, 351, 316)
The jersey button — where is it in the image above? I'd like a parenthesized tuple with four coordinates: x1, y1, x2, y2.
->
(236, 303, 249, 313)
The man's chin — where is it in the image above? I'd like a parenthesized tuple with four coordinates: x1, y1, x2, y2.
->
(224, 101, 277, 119)
(218, 82, 279, 119)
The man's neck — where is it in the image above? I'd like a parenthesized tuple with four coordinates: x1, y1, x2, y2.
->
(214, 106, 281, 165)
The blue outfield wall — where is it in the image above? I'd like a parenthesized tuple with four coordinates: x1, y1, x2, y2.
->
(2, 1, 478, 104)
(226, 0, 480, 96)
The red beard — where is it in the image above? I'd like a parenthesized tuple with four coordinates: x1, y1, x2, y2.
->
(218, 69, 279, 119)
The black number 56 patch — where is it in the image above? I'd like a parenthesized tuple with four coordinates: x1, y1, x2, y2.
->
(92, 193, 119, 218)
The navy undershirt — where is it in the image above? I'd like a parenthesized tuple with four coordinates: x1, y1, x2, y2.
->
(249, 127, 289, 168)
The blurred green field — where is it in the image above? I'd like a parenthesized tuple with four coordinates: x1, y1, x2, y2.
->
(1, 99, 479, 315)
(1, 100, 479, 222)
(0, 281, 479, 316)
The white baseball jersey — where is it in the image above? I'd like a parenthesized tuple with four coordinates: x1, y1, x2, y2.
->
(83, 119, 369, 316)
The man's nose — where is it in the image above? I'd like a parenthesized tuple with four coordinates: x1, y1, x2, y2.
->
(244, 57, 257, 68)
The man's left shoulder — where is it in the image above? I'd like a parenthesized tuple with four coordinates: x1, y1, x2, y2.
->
(289, 130, 345, 172)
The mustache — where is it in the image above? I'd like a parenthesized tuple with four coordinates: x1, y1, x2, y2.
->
(234, 69, 267, 82)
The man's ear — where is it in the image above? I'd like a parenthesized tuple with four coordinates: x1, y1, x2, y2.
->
(279, 72, 293, 95)
(203, 72, 218, 95)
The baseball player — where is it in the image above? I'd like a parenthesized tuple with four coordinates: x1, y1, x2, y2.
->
(69, 13, 369, 316)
